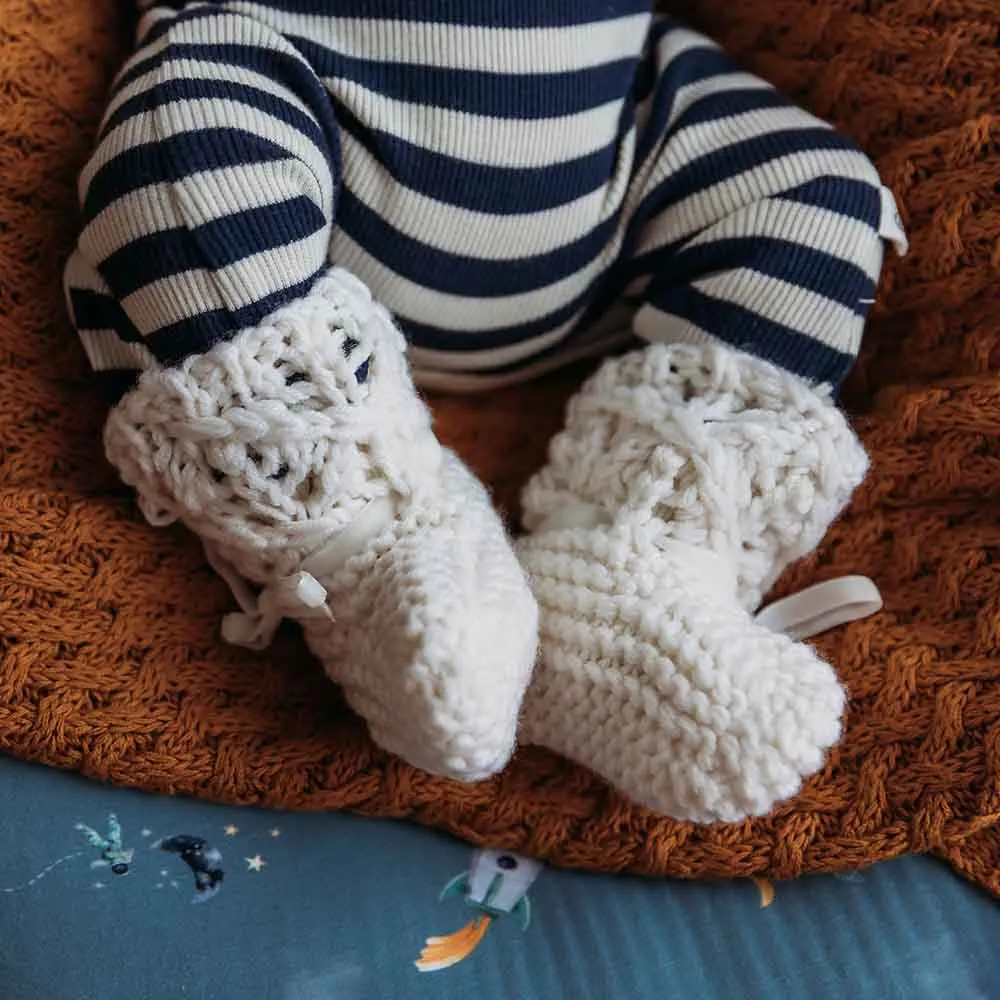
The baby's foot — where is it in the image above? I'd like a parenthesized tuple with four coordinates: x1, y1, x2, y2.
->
(518, 525, 845, 822)
(105, 268, 538, 781)
(517, 342, 867, 821)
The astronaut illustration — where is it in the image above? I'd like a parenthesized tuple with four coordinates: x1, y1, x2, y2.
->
(75, 814, 134, 876)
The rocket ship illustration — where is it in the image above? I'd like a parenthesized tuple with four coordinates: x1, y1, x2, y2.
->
(415, 849, 544, 973)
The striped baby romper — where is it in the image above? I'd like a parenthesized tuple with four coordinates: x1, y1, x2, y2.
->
(66, 0, 904, 397)
(64, 0, 908, 823)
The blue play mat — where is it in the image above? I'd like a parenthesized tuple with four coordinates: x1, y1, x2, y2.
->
(0, 753, 996, 999)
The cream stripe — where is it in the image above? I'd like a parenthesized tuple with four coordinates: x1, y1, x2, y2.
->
(134, 4, 187, 45)
(690, 271, 866, 352)
(109, 30, 169, 93)
(329, 229, 619, 332)
(412, 329, 631, 393)
(649, 23, 722, 61)
(628, 98, 835, 208)
(133, 3, 315, 69)
(80, 100, 333, 216)
(630, 24, 725, 135)
(102, 56, 316, 135)
(331, 77, 625, 169)
(64, 248, 111, 295)
(409, 316, 582, 373)
(669, 72, 775, 125)
(410, 301, 634, 376)
(339, 128, 635, 260)
(227, 4, 652, 74)
(633, 148, 880, 256)
(675, 198, 885, 281)
(78, 329, 158, 372)
(632, 304, 712, 348)
(667, 105, 833, 164)
(81, 160, 323, 262)
(121, 228, 329, 334)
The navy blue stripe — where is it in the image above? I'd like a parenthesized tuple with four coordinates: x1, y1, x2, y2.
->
(134, 39, 309, 94)
(634, 38, 741, 165)
(338, 189, 618, 298)
(630, 19, 664, 105)
(105, 33, 342, 147)
(101, 75, 329, 152)
(671, 87, 800, 133)
(644, 283, 854, 385)
(623, 127, 864, 264)
(122, 1, 266, 92)
(780, 177, 882, 228)
(83, 130, 295, 224)
(336, 105, 619, 215)
(67, 288, 143, 343)
(131, 36, 638, 125)
(634, 236, 876, 315)
(288, 35, 638, 120)
(144, 269, 326, 364)
(418, 316, 635, 377)
(94, 368, 142, 406)
(396, 282, 602, 352)
(226, 0, 653, 27)
(139, 16, 174, 47)
(127, 39, 331, 121)
(137, 3, 212, 46)
(111, 49, 168, 101)
(98, 197, 328, 299)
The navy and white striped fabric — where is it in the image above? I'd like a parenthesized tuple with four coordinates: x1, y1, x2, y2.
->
(65, 0, 899, 399)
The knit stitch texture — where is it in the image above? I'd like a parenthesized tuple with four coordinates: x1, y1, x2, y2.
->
(103, 266, 538, 782)
(1, 0, 999, 894)
(517, 343, 868, 823)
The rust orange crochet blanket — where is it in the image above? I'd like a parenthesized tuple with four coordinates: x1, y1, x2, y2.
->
(2, 0, 999, 896)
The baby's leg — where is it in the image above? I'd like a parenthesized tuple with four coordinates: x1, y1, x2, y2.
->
(65, 6, 537, 780)
(517, 20, 903, 821)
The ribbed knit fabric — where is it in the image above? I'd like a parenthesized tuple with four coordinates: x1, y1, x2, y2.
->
(66, 0, 903, 396)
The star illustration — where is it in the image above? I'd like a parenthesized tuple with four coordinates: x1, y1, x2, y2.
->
(224, 825, 239, 837)
(93, 882, 105, 890)
(140, 829, 153, 838)
(268, 828, 281, 839)
(245, 855, 266, 873)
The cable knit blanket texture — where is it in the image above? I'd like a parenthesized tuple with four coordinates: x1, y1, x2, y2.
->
(1, 0, 999, 895)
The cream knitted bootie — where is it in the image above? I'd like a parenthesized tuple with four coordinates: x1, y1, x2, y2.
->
(517, 342, 869, 823)
(104, 268, 538, 781)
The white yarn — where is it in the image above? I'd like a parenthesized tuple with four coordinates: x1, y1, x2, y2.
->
(105, 267, 441, 583)
(518, 342, 868, 823)
(522, 342, 869, 611)
(104, 267, 539, 782)
(302, 450, 539, 780)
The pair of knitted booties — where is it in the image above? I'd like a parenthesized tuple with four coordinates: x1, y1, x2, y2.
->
(105, 268, 869, 823)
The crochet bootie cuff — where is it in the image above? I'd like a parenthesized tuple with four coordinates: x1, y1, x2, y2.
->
(103, 266, 443, 586)
(522, 342, 869, 611)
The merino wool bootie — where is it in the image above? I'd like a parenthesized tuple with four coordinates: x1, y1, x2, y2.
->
(516, 342, 869, 823)
(104, 267, 539, 782)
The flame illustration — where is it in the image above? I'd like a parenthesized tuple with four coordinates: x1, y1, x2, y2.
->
(752, 877, 775, 908)
(415, 916, 493, 973)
